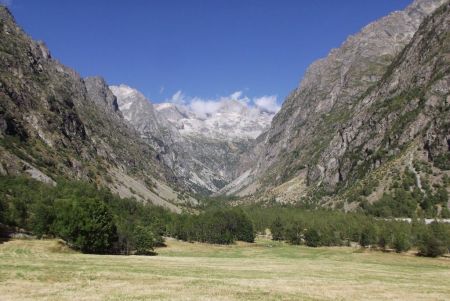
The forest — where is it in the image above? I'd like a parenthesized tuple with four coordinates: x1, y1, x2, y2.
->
(0, 176, 449, 257)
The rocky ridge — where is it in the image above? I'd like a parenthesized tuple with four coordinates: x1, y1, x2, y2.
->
(111, 85, 274, 194)
(221, 0, 450, 206)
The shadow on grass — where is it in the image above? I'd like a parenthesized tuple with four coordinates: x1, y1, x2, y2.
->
(0, 223, 11, 244)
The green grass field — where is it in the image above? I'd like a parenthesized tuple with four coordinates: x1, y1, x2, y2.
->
(0, 238, 449, 300)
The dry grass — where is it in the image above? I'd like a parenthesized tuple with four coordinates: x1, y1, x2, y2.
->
(0, 238, 449, 300)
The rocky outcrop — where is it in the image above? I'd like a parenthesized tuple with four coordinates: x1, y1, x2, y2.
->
(223, 0, 448, 200)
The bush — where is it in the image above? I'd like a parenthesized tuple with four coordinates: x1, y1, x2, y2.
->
(359, 224, 378, 248)
(392, 232, 411, 253)
(285, 221, 304, 245)
(304, 228, 320, 247)
(418, 233, 447, 257)
(133, 225, 156, 255)
(53, 197, 118, 254)
(418, 222, 450, 257)
(270, 217, 285, 241)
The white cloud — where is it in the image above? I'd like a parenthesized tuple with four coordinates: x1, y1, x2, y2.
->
(165, 90, 280, 118)
(254, 95, 280, 113)
(230, 91, 243, 100)
(168, 90, 186, 105)
(190, 99, 222, 118)
(159, 86, 165, 94)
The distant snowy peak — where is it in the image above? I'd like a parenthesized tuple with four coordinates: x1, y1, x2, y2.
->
(155, 99, 274, 141)
(110, 84, 160, 135)
(154, 103, 192, 123)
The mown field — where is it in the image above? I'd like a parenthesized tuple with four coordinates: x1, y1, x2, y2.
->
(0, 238, 449, 301)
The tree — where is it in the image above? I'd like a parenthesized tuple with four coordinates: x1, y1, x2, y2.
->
(30, 200, 55, 238)
(285, 221, 304, 245)
(418, 233, 447, 257)
(53, 197, 118, 254)
(232, 209, 255, 243)
(392, 232, 411, 253)
(270, 217, 285, 241)
(133, 225, 156, 255)
(418, 222, 450, 257)
(304, 228, 320, 247)
(359, 224, 377, 248)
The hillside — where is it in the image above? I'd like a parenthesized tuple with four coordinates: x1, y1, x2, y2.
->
(0, 7, 195, 212)
(222, 0, 450, 216)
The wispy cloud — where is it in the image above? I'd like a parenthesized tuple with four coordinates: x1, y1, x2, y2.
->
(159, 86, 165, 94)
(165, 90, 280, 118)
(168, 90, 187, 105)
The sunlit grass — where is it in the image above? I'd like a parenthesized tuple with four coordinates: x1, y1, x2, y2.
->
(0, 238, 449, 300)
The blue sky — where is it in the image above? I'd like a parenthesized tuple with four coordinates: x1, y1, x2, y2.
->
(5, 0, 411, 106)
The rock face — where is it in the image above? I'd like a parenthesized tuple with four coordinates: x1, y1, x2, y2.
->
(0, 7, 195, 211)
(222, 0, 449, 203)
(111, 85, 274, 194)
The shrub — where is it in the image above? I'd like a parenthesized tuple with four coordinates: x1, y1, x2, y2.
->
(53, 197, 118, 254)
(133, 225, 156, 255)
(392, 232, 411, 253)
(418, 222, 450, 257)
(304, 228, 320, 247)
(359, 224, 377, 248)
(270, 217, 285, 241)
(418, 233, 447, 257)
(285, 221, 304, 245)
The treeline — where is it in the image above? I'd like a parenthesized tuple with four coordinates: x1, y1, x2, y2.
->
(1, 176, 448, 257)
(242, 206, 450, 257)
(0, 176, 254, 254)
(169, 209, 254, 244)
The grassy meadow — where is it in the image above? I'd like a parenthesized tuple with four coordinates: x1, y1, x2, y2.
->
(0, 237, 449, 301)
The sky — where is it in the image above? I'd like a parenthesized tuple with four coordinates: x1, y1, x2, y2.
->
(4, 0, 412, 108)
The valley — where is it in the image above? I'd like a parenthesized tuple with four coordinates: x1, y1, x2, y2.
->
(1, 0, 450, 299)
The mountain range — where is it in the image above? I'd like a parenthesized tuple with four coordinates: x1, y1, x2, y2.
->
(1, 0, 449, 214)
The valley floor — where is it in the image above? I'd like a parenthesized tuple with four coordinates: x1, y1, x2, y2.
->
(0, 238, 449, 300)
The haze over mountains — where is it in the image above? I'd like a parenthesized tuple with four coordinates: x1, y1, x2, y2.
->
(1, 0, 449, 214)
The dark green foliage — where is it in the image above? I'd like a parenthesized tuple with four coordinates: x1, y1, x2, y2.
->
(304, 228, 320, 247)
(285, 221, 304, 245)
(434, 153, 450, 170)
(240, 205, 450, 256)
(1, 176, 449, 257)
(270, 217, 285, 241)
(133, 226, 156, 255)
(418, 222, 450, 257)
(0, 176, 168, 254)
(359, 224, 378, 247)
(30, 200, 55, 238)
(365, 190, 418, 218)
(169, 208, 255, 245)
(53, 197, 117, 254)
(392, 232, 411, 253)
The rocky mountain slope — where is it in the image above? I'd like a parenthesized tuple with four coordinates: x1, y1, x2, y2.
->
(0, 7, 195, 212)
(222, 0, 450, 210)
(112, 85, 273, 194)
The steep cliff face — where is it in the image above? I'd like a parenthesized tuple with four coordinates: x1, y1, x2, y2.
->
(0, 7, 194, 211)
(111, 85, 272, 194)
(223, 0, 448, 202)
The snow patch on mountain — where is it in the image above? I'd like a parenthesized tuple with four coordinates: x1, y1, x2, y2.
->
(155, 91, 278, 141)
